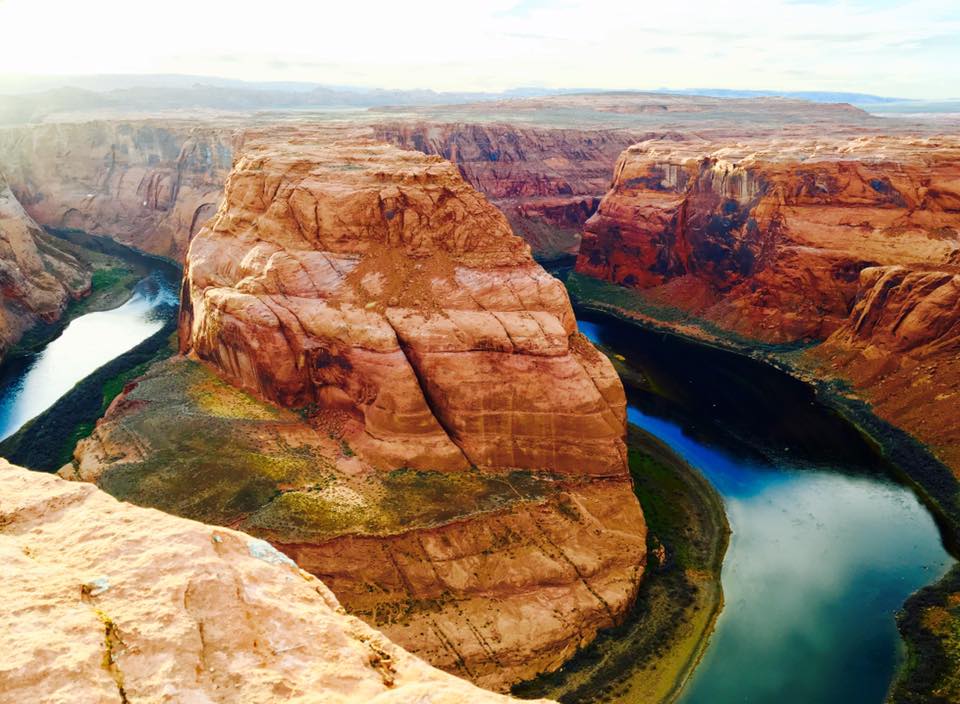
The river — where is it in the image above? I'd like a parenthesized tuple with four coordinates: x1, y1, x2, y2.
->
(0, 263, 179, 442)
(577, 310, 954, 704)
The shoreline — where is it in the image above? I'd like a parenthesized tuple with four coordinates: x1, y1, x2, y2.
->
(564, 270, 960, 703)
(513, 425, 730, 703)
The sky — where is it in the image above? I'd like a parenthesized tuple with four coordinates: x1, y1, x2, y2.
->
(0, 0, 957, 99)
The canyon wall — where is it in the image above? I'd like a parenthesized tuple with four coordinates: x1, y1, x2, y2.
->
(576, 134, 960, 471)
(66, 127, 646, 690)
(0, 461, 548, 704)
(0, 121, 235, 260)
(0, 175, 89, 359)
(374, 123, 640, 257)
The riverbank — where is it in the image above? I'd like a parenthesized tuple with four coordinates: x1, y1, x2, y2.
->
(513, 425, 729, 703)
(0, 229, 181, 470)
(563, 270, 960, 704)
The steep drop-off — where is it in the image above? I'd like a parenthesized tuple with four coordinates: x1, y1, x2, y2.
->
(0, 121, 235, 260)
(374, 123, 640, 257)
(65, 127, 646, 691)
(575, 134, 960, 473)
(0, 461, 549, 704)
(0, 175, 89, 359)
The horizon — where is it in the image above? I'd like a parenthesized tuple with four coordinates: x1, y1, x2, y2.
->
(1, 0, 958, 100)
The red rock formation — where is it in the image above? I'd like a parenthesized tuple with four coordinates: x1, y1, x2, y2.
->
(816, 265, 960, 471)
(374, 122, 640, 258)
(70, 127, 645, 690)
(180, 130, 628, 476)
(0, 121, 235, 259)
(0, 174, 89, 359)
(578, 136, 960, 342)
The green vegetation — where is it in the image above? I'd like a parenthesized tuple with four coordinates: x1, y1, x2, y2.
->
(890, 564, 960, 704)
(53, 357, 558, 540)
(513, 425, 729, 703)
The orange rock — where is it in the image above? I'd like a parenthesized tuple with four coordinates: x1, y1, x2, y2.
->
(181, 131, 629, 476)
(0, 460, 550, 703)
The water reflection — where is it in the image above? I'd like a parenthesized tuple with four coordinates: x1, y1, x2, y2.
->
(0, 275, 178, 440)
(578, 313, 954, 704)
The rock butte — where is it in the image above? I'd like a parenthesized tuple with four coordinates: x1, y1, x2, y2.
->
(0, 174, 89, 360)
(0, 461, 550, 704)
(577, 133, 960, 473)
(63, 126, 647, 690)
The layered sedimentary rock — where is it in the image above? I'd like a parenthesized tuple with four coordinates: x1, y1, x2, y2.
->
(375, 123, 640, 257)
(0, 461, 547, 704)
(578, 135, 960, 343)
(0, 175, 89, 359)
(0, 121, 235, 259)
(67, 128, 646, 690)
(816, 265, 960, 471)
(577, 134, 960, 472)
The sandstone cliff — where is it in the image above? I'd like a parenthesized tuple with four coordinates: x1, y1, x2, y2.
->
(65, 127, 646, 690)
(0, 121, 235, 260)
(577, 135, 960, 343)
(374, 123, 640, 258)
(0, 461, 549, 704)
(0, 174, 89, 359)
(816, 265, 960, 471)
(576, 134, 960, 472)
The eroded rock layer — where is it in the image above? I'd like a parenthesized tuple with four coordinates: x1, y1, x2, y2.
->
(0, 461, 548, 704)
(577, 135, 960, 343)
(374, 123, 641, 257)
(0, 174, 89, 359)
(68, 128, 645, 690)
(0, 121, 235, 259)
(577, 134, 960, 472)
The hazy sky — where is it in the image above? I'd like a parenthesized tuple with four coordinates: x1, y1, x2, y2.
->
(1, 0, 957, 98)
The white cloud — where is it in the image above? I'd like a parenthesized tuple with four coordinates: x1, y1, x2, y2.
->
(0, 0, 957, 98)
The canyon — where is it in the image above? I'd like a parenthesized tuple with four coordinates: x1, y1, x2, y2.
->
(0, 460, 547, 704)
(57, 125, 647, 692)
(2, 91, 960, 702)
(575, 134, 960, 476)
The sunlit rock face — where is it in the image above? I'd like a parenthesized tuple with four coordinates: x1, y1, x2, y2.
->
(0, 121, 234, 260)
(0, 461, 551, 704)
(0, 175, 89, 360)
(71, 126, 645, 691)
(180, 129, 629, 476)
(578, 134, 960, 473)
(578, 135, 960, 343)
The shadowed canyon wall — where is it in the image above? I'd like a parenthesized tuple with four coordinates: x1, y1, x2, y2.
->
(0, 174, 89, 359)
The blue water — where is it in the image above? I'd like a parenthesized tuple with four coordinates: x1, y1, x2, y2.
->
(578, 316, 953, 704)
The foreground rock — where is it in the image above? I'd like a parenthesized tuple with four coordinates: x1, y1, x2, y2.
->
(0, 175, 89, 359)
(0, 461, 546, 704)
(67, 127, 646, 690)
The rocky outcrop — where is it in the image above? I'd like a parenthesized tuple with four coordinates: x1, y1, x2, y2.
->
(0, 460, 548, 703)
(578, 135, 960, 343)
(374, 123, 640, 258)
(0, 121, 235, 260)
(816, 265, 960, 471)
(67, 127, 646, 691)
(0, 175, 89, 359)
